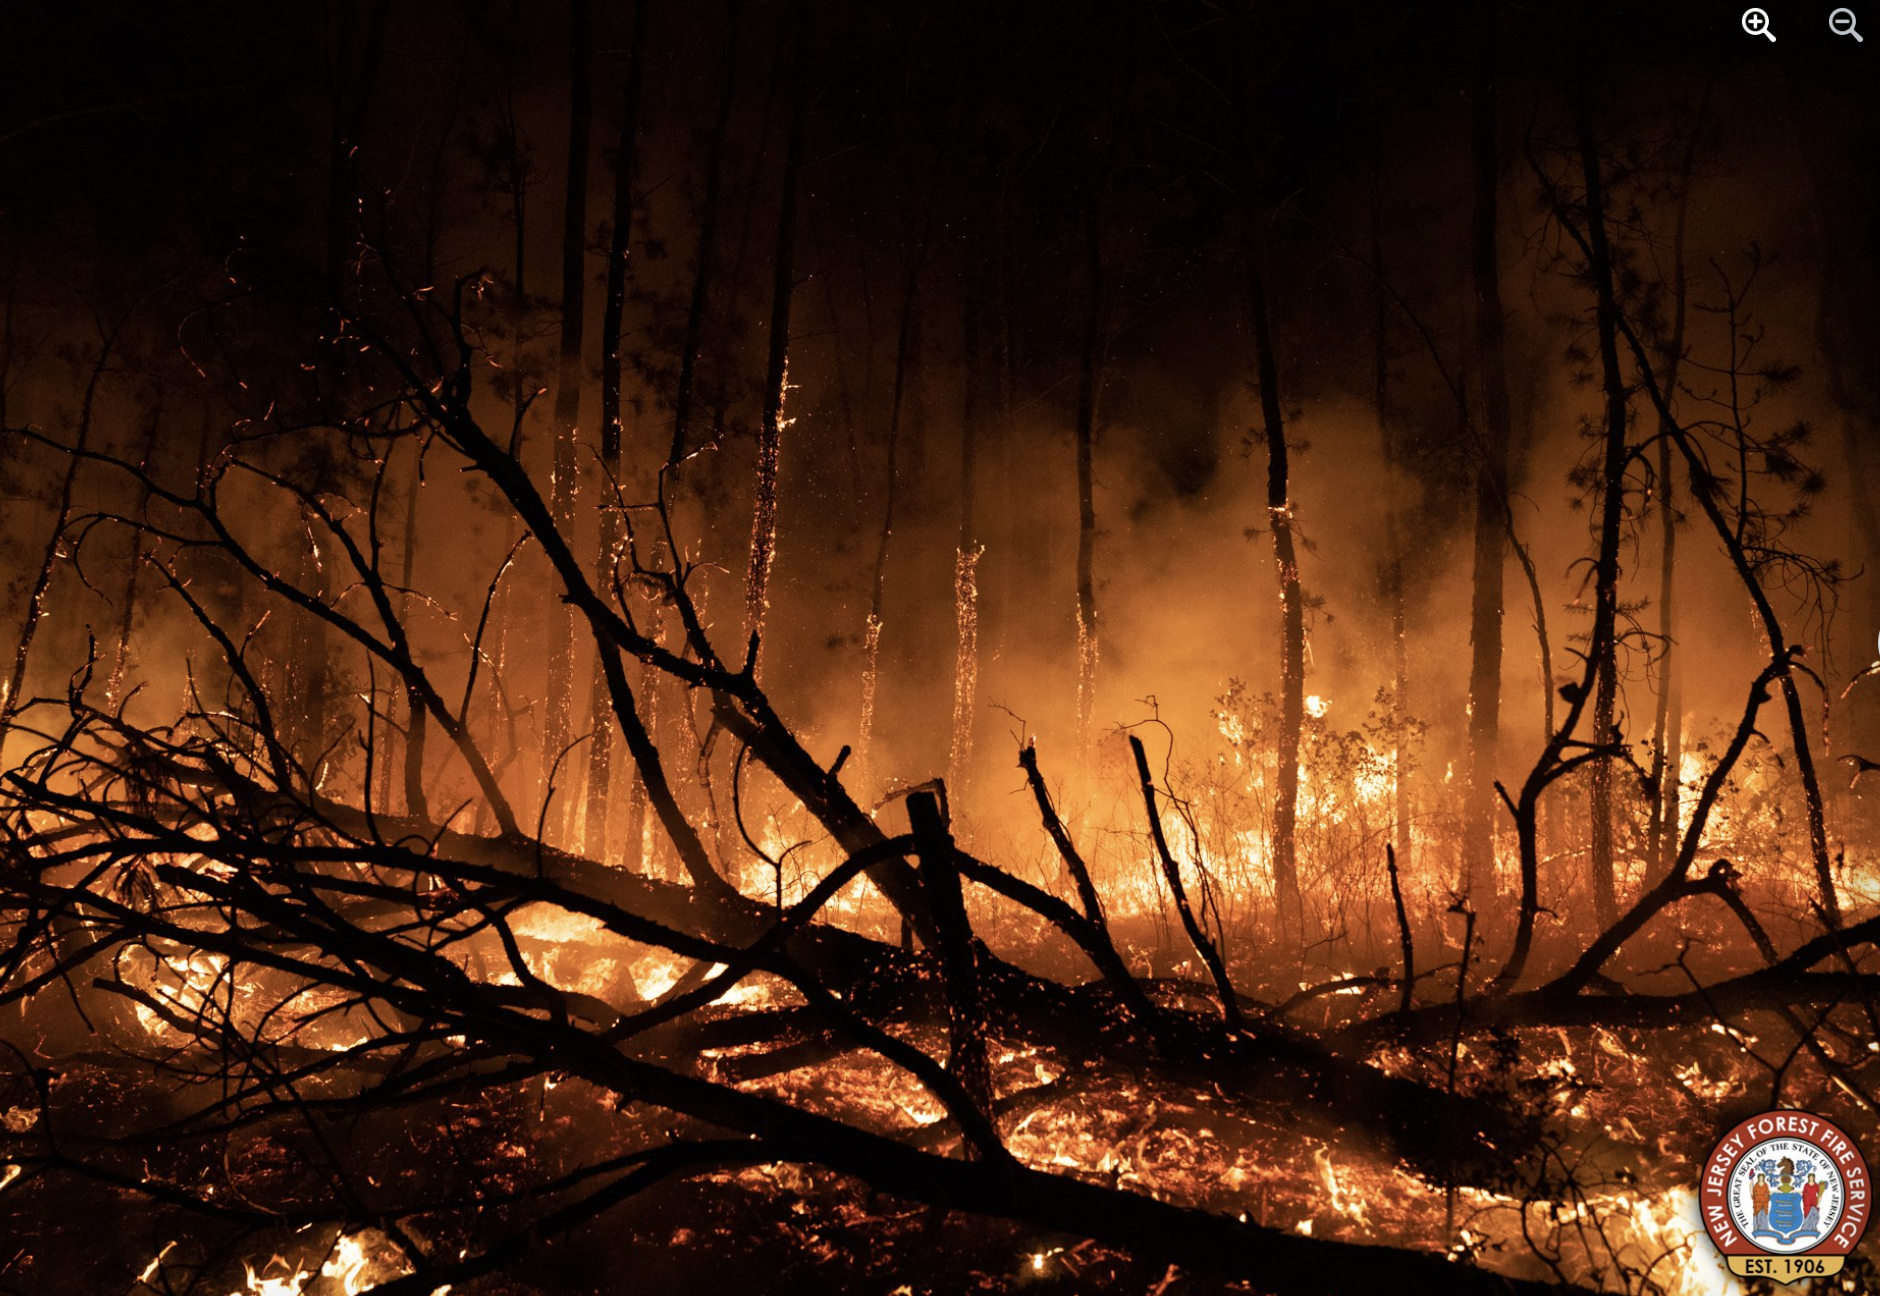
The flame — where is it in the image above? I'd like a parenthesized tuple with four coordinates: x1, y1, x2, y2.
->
(236, 1267, 313, 1296)
(128, 945, 230, 1039)
(632, 950, 688, 1000)
(130, 1229, 425, 1296)
(138, 1243, 178, 1286)
(1677, 751, 1703, 837)
(319, 1233, 370, 1294)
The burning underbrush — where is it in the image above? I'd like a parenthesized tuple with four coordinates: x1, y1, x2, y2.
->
(0, 961, 1795, 1296)
(2, 684, 1877, 1296)
(0, 335, 1876, 1293)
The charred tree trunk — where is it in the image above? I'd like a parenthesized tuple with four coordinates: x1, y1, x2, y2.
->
(1574, 28, 1630, 929)
(1245, 254, 1305, 933)
(399, 442, 429, 823)
(582, 0, 649, 862)
(1645, 88, 1705, 882)
(639, 10, 741, 875)
(907, 790, 996, 1127)
(476, 49, 531, 840)
(543, 0, 593, 843)
(1646, 418, 1681, 876)
(949, 281, 984, 797)
(1370, 115, 1411, 876)
(669, 14, 741, 467)
(106, 406, 163, 710)
(744, 0, 805, 664)
(857, 251, 924, 784)
(1072, 188, 1105, 762)
(1464, 0, 1513, 900)
(301, 0, 388, 758)
(0, 249, 12, 432)
(1229, 46, 1304, 932)
(949, 31, 991, 799)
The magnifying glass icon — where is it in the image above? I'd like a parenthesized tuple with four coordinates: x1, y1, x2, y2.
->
(1831, 7, 1864, 39)
(1742, 7, 1777, 40)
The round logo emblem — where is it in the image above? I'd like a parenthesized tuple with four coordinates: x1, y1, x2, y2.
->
(1701, 1109, 1871, 1283)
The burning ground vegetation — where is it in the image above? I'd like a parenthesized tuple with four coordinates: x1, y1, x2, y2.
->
(1, 543, 1879, 1296)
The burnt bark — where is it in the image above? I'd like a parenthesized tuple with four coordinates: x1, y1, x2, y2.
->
(1129, 735, 1241, 1029)
(949, 248, 984, 796)
(582, 0, 649, 862)
(1574, 29, 1631, 929)
(1230, 27, 1304, 932)
(1243, 251, 1305, 932)
(743, 0, 805, 663)
(906, 789, 997, 1134)
(1645, 86, 1706, 882)
(856, 244, 926, 784)
(1072, 183, 1105, 760)
(1464, 0, 1513, 900)
(668, 13, 741, 467)
(1370, 115, 1413, 879)
(541, 0, 593, 843)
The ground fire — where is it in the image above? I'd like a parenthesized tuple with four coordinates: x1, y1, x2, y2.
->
(1, 2, 1878, 1294)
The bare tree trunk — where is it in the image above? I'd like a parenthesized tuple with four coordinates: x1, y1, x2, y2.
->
(1232, 49, 1304, 933)
(949, 19, 991, 801)
(1646, 88, 1706, 881)
(0, 247, 12, 432)
(949, 268, 984, 796)
(542, 0, 593, 843)
(299, 0, 388, 759)
(1244, 255, 1304, 932)
(632, 7, 732, 873)
(398, 441, 428, 822)
(1463, 0, 1512, 900)
(395, 73, 458, 821)
(476, 46, 530, 839)
(1370, 115, 1411, 876)
(582, 0, 650, 862)
(1072, 197, 1104, 762)
(1646, 430, 1682, 872)
(1574, 29, 1630, 929)
(106, 406, 163, 709)
(668, 13, 741, 467)
(744, 0, 805, 664)
(857, 252, 925, 784)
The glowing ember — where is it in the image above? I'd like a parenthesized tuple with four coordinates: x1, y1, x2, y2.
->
(209, 1231, 418, 1296)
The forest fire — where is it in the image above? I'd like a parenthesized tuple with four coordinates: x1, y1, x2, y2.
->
(3, 1, 1880, 1294)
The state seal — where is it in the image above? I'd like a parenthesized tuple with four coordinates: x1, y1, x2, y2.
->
(1700, 1109, 1870, 1283)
